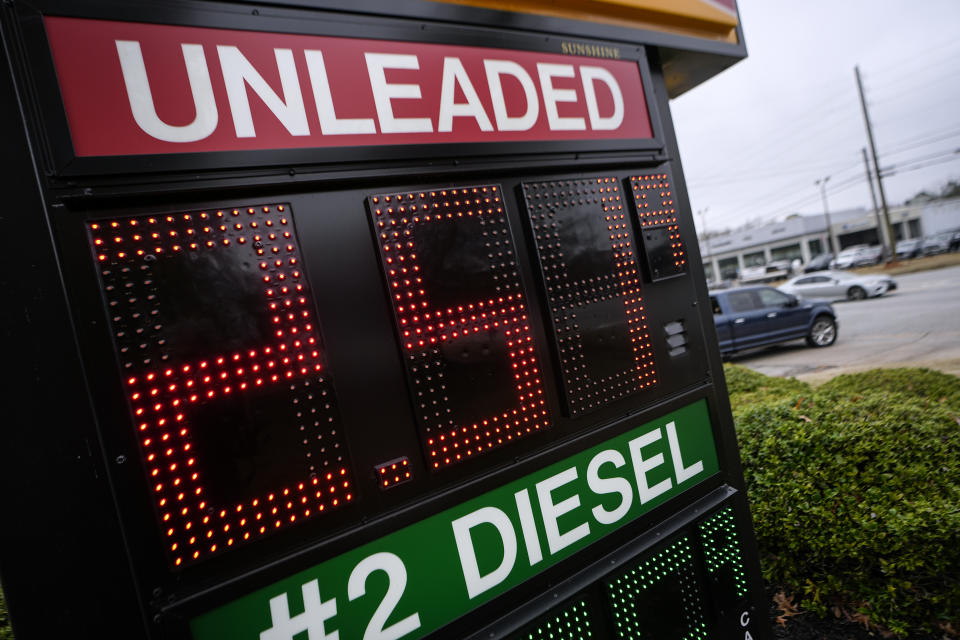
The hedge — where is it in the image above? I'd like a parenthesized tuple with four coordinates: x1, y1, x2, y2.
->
(0, 589, 11, 640)
(726, 364, 960, 636)
(722, 364, 812, 414)
(818, 368, 960, 411)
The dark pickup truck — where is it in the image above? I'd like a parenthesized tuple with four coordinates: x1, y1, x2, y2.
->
(709, 286, 837, 356)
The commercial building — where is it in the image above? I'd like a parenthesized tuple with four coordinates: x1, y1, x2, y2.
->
(699, 197, 960, 283)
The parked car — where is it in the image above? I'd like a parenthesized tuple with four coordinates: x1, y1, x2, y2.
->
(831, 244, 882, 269)
(922, 232, 952, 256)
(803, 253, 834, 273)
(738, 260, 791, 284)
(778, 270, 897, 301)
(709, 285, 837, 356)
(950, 230, 960, 252)
(895, 238, 922, 259)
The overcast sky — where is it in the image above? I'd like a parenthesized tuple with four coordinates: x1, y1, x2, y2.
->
(669, 0, 960, 235)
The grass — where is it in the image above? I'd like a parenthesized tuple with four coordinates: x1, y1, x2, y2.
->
(850, 251, 960, 276)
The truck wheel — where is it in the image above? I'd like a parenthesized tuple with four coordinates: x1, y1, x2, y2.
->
(847, 286, 867, 300)
(807, 315, 837, 347)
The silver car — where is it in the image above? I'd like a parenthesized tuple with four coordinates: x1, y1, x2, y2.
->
(830, 244, 883, 269)
(895, 238, 922, 259)
(922, 232, 952, 256)
(778, 270, 897, 301)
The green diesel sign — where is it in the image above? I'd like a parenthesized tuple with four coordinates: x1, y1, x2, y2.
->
(191, 399, 719, 640)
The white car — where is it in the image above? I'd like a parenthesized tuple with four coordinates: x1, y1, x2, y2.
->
(778, 270, 897, 301)
(831, 245, 882, 269)
(738, 260, 791, 283)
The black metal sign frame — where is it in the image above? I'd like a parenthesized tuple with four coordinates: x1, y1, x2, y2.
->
(0, 2, 765, 639)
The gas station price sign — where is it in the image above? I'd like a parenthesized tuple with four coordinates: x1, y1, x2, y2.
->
(0, 2, 766, 639)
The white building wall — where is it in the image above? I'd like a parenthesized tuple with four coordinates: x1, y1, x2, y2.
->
(918, 198, 960, 235)
(696, 200, 960, 284)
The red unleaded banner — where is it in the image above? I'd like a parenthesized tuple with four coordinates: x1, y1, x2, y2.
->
(43, 16, 654, 158)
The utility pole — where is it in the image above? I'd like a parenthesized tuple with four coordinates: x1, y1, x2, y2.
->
(815, 176, 835, 257)
(861, 147, 886, 255)
(855, 65, 897, 262)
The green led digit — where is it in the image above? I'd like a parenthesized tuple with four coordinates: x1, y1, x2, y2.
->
(605, 536, 708, 639)
(508, 599, 593, 640)
(698, 506, 748, 598)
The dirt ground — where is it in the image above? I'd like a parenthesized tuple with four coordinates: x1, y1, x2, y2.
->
(855, 251, 960, 276)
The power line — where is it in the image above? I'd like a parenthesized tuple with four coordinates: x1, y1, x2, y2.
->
(687, 157, 860, 189)
(681, 40, 960, 232)
(683, 110, 864, 185)
(712, 162, 864, 223)
(882, 127, 960, 156)
(856, 35, 960, 79)
(745, 174, 868, 226)
(887, 147, 960, 169)
(860, 58, 960, 96)
(696, 144, 957, 230)
(885, 151, 960, 177)
(696, 146, 960, 232)
(866, 66, 960, 100)
(679, 65, 956, 188)
(675, 91, 863, 181)
(872, 98, 960, 129)
(765, 173, 866, 220)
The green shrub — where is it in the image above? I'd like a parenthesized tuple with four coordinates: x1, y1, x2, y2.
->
(731, 368, 960, 636)
(723, 363, 810, 396)
(819, 368, 960, 411)
(722, 364, 811, 411)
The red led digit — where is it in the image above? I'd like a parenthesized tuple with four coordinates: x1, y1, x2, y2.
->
(369, 186, 550, 470)
(89, 203, 352, 568)
(628, 172, 688, 278)
(523, 178, 657, 416)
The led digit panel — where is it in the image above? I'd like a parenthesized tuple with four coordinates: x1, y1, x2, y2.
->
(522, 178, 657, 416)
(368, 186, 550, 470)
(628, 172, 688, 281)
(89, 204, 353, 568)
(698, 505, 750, 615)
(606, 536, 709, 639)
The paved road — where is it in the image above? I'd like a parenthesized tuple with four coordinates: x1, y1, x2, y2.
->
(728, 264, 960, 382)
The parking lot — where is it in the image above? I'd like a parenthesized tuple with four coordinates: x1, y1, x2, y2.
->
(727, 264, 960, 382)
